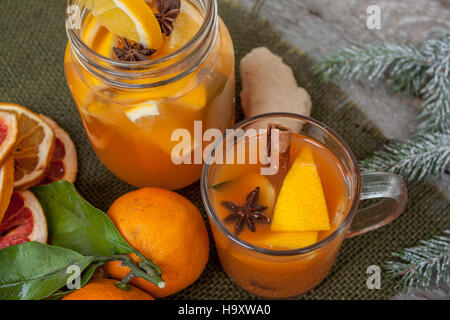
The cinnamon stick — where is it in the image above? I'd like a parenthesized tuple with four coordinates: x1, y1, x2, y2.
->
(263, 123, 292, 192)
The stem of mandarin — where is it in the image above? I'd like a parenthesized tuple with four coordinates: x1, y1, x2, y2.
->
(121, 258, 166, 289)
(116, 271, 135, 291)
(133, 250, 162, 276)
(93, 255, 166, 289)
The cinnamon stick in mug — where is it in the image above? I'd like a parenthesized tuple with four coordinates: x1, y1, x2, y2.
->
(262, 123, 292, 193)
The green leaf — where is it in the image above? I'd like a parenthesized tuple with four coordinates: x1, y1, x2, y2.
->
(49, 262, 105, 298)
(0, 242, 93, 300)
(31, 180, 134, 257)
(31, 181, 164, 288)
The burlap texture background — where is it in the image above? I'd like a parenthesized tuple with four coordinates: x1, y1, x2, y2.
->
(0, 0, 448, 299)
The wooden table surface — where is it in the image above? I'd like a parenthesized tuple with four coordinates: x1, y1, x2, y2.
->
(237, 0, 450, 195)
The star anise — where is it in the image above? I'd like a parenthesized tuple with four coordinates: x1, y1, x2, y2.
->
(221, 187, 271, 235)
(113, 38, 156, 61)
(155, 0, 181, 37)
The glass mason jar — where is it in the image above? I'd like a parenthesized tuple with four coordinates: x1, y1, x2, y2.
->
(201, 113, 407, 298)
(65, 0, 235, 189)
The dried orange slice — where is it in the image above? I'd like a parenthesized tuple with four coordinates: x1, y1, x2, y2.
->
(0, 103, 55, 189)
(0, 111, 18, 166)
(0, 190, 48, 250)
(0, 156, 14, 222)
(38, 115, 78, 185)
(89, 0, 163, 50)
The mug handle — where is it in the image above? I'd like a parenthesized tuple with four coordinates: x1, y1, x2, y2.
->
(346, 172, 408, 238)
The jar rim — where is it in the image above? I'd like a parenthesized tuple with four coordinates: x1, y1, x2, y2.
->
(200, 112, 362, 257)
(65, 0, 218, 88)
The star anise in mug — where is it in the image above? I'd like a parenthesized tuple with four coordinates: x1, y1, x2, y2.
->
(155, 0, 181, 36)
(221, 187, 271, 235)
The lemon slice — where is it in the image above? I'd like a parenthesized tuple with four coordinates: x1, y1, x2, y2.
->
(89, 0, 163, 50)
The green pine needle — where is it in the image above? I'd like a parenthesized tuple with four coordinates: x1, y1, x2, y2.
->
(416, 34, 450, 132)
(312, 43, 428, 88)
(360, 130, 450, 181)
(313, 30, 450, 295)
(384, 230, 450, 292)
(312, 33, 450, 133)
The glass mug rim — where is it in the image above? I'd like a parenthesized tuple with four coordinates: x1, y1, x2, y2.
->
(200, 112, 362, 257)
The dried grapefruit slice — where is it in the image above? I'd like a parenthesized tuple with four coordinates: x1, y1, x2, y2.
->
(0, 111, 18, 166)
(0, 156, 14, 222)
(0, 190, 48, 250)
(0, 103, 55, 189)
(38, 115, 78, 185)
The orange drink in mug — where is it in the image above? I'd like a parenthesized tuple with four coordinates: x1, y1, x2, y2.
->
(201, 113, 407, 298)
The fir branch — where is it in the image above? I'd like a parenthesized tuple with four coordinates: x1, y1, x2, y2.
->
(416, 34, 450, 132)
(313, 33, 450, 132)
(384, 230, 450, 292)
(312, 43, 428, 85)
(392, 288, 450, 300)
(360, 129, 450, 181)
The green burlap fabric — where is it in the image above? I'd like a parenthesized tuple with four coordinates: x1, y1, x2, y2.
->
(0, 0, 448, 300)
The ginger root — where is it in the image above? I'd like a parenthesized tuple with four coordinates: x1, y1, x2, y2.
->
(240, 47, 312, 119)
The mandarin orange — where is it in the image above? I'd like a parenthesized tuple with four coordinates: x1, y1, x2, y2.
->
(62, 279, 154, 300)
(104, 188, 209, 298)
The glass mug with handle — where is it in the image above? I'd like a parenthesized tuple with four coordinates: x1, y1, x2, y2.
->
(201, 113, 407, 298)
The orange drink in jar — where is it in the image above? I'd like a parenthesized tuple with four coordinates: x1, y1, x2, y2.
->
(65, 0, 235, 189)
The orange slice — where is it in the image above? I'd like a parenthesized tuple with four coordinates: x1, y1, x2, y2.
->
(0, 111, 18, 166)
(151, 0, 203, 57)
(255, 232, 318, 250)
(174, 86, 208, 112)
(271, 146, 330, 232)
(0, 190, 48, 250)
(0, 104, 55, 189)
(0, 156, 14, 222)
(215, 172, 276, 215)
(81, 16, 119, 58)
(38, 115, 78, 185)
(89, 0, 163, 50)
